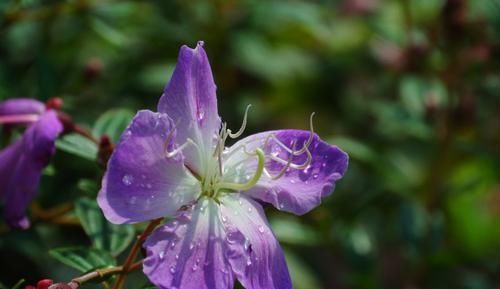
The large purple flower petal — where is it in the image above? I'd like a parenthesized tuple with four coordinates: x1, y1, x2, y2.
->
(0, 98, 45, 116)
(98, 110, 200, 224)
(223, 130, 348, 215)
(143, 198, 234, 289)
(220, 194, 292, 289)
(157, 41, 221, 176)
(1, 111, 62, 229)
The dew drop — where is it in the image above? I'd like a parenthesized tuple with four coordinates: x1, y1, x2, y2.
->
(290, 179, 297, 184)
(222, 215, 227, 223)
(247, 207, 252, 213)
(312, 173, 319, 179)
(243, 238, 251, 250)
(159, 251, 164, 260)
(175, 254, 179, 260)
(246, 258, 252, 266)
(197, 110, 205, 121)
(146, 183, 152, 189)
(170, 266, 176, 274)
(189, 243, 194, 250)
(122, 174, 133, 186)
(192, 264, 198, 271)
(279, 203, 285, 209)
(170, 240, 176, 248)
(258, 226, 265, 233)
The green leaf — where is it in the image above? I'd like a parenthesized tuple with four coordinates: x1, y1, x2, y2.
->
(56, 134, 98, 161)
(49, 247, 116, 273)
(284, 250, 323, 289)
(270, 216, 320, 246)
(75, 197, 135, 256)
(10, 280, 25, 289)
(92, 108, 134, 143)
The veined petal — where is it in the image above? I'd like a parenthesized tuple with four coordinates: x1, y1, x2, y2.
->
(220, 194, 292, 289)
(143, 198, 234, 289)
(223, 130, 348, 215)
(1, 111, 62, 229)
(158, 41, 221, 175)
(0, 98, 45, 116)
(98, 110, 200, 224)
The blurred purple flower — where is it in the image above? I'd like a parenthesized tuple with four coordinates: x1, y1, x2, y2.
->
(98, 42, 348, 289)
(0, 98, 63, 229)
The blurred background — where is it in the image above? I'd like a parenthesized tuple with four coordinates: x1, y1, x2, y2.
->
(1, 0, 500, 288)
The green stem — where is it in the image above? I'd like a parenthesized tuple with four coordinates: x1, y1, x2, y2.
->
(112, 218, 162, 289)
(71, 261, 142, 287)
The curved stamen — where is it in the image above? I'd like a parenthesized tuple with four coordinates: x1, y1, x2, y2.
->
(216, 148, 265, 192)
(269, 147, 312, 170)
(293, 112, 315, 155)
(165, 138, 200, 158)
(227, 104, 252, 139)
(163, 118, 182, 152)
(267, 141, 297, 180)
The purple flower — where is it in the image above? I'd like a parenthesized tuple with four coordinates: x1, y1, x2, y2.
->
(98, 42, 348, 289)
(0, 98, 63, 229)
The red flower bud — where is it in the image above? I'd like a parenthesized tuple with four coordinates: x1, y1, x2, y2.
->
(37, 279, 54, 289)
(45, 97, 63, 110)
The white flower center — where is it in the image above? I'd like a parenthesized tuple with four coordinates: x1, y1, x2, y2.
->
(164, 106, 316, 201)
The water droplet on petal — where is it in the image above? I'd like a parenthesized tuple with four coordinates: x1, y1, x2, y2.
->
(127, 196, 137, 205)
(244, 238, 251, 250)
(222, 215, 227, 223)
(197, 110, 205, 121)
(122, 174, 133, 186)
(192, 264, 198, 271)
(290, 179, 297, 184)
(170, 266, 176, 274)
(258, 226, 265, 233)
(313, 173, 319, 179)
(246, 258, 252, 266)
(159, 251, 164, 260)
(247, 207, 252, 213)
(175, 254, 179, 260)
(146, 183, 152, 189)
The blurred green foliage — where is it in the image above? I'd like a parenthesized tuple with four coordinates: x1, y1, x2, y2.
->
(1, 0, 500, 289)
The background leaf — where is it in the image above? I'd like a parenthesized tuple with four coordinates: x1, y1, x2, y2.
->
(75, 197, 135, 256)
(56, 134, 98, 161)
(49, 247, 116, 273)
(92, 108, 134, 143)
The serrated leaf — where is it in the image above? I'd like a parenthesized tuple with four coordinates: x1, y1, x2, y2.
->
(75, 197, 135, 256)
(56, 134, 98, 161)
(49, 247, 115, 273)
(92, 108, 134, 143)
